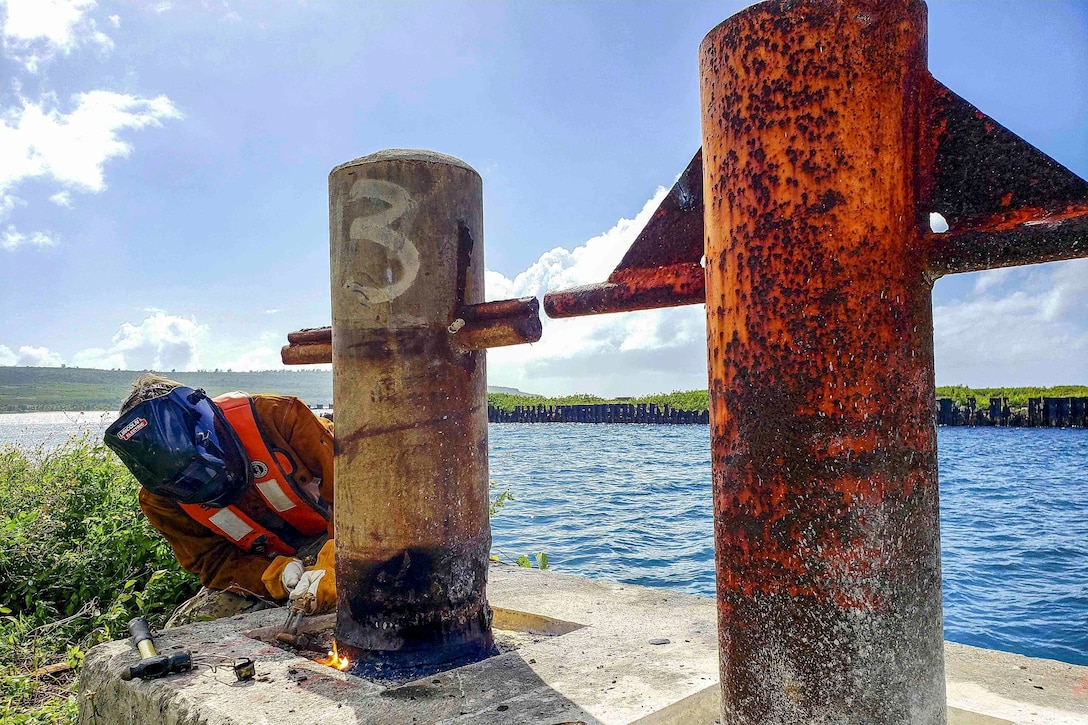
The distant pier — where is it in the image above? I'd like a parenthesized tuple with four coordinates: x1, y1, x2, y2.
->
(487, 402, 709, 424)
(938, 396, 1088, 428)
(488, 397, 1088, 427)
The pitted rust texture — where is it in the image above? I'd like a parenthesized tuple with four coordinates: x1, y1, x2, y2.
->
(614, 150, 705, 271)
(925, 78, 1088, 230)
(701, 0, 943, 722)
(927, 207, 1088, 277)
(921, 76, 1088, 277)
(542, 263, 704, 317)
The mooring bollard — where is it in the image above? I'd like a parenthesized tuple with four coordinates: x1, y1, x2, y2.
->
(328, 149, 494, 666)
(545, 0, 1087, 720)
(700, 2, 946, 719)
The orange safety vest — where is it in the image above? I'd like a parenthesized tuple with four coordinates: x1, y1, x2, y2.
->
(179, 392, 329, 557)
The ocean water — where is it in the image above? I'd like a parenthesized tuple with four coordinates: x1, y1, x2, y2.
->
(3, 413, 1086, 665)
(488, 424, 1088, 666)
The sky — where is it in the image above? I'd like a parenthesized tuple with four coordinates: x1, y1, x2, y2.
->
(0, 0, 1085, 397)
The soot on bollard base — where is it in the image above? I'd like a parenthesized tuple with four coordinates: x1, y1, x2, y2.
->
(337, 538, 496, 683)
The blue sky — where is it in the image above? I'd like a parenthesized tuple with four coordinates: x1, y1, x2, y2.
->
(0, 0, 1085, 396)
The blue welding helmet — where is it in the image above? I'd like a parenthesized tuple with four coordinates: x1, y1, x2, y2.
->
(104, 386, 250, 507)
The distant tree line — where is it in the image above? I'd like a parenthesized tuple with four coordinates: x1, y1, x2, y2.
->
(2, 366, 1085, 415)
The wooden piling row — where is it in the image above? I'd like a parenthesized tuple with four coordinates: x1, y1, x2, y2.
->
(487, 403, 710, 424)
(488, 397, 1088, 427)
(937, 396, 1088, 427)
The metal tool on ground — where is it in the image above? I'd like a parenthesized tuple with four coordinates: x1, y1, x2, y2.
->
(119, 617, 192, 681)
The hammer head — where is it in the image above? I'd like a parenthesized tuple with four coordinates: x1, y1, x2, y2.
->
(120, 651, 192, 681)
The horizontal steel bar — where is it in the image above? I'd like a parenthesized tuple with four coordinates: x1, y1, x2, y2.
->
(543, 263, 705, 318)
(281, 342, 331, 366)
(927, 204, 1088, 277)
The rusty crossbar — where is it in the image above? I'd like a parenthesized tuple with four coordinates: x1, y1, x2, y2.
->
(542, 1, 1087, 723)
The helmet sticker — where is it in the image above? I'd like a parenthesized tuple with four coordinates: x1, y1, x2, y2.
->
(251, 460, 269, 479)
(117, 417, 148, 441)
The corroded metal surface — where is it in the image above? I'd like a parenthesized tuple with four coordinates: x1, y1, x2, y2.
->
(329, 149, 494, 666)
(280, 298, 542, 364)
(700, 1, 944, 721)
(924, 79, 1088, 230)
(543, 151, 706, 317)
(922, 78, 1088, 276)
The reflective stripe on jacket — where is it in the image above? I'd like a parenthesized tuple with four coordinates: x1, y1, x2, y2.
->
(178, 392, 330, 557)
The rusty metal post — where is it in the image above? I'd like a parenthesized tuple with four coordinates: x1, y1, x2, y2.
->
(329, 149, 493, 666)
(701, 1, 944, 722)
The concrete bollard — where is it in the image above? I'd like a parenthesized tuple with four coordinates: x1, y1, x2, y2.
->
(329, 149, 493, 666)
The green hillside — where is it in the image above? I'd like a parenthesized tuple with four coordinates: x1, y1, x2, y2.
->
(2, 367, 1085, 414)
(0, 367, 336, 412)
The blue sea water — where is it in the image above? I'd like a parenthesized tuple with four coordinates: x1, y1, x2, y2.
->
(488, 424, 1088, 666)
(3, 413, 1086, 665)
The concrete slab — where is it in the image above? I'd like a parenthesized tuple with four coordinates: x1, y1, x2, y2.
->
(77, 564, 1088, 724)
(78, 564, 719, 725)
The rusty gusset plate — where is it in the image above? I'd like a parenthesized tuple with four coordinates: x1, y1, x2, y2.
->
(923, 76, 1088, 277)
(543, 150, 706, 318)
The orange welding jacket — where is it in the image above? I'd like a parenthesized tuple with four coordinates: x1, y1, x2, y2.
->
(139, 394, 334, 598)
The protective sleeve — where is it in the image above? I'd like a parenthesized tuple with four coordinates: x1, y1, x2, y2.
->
(139, 488, 277, 597)
(256, 395, 336, 538)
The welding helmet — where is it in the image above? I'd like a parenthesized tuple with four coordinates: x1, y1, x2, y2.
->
(104, 386, 250, 507)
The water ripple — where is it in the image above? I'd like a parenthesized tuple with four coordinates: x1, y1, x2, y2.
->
(491, 424, 1088, 665)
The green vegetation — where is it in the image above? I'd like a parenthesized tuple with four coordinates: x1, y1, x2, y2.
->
(0, 366, 336, 412)
(935, 385, 1088, 408)
(493, 387, 1088, 413)
(0, 437, 199, 723)
(488, 389, 711, 413)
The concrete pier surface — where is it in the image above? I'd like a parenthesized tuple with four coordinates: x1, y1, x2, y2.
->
(79, 565, 1088, 724)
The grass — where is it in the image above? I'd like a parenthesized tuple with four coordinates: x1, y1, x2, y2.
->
(0, 444, 537, 723)
(0, 437, 199, 723)
(935, 385, 1088, 408)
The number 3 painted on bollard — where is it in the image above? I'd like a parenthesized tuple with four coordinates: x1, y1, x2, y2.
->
(344, 178, 421, 304)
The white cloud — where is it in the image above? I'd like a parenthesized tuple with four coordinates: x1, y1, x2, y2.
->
(484, 187, 710, 397)
(152, 1, 172, 13)
(2, 226, 56, 250)
(934, 258, 1088, 386)
(72, 312, 207, 371)
(15, 345, 63, 366)
(1, 0, 112, 72)
(0, 344, 15, 365)
(213, 331, 285, 371)
(0, 91, 181, 195)
(49, 190, 72, 207)
(0, 90, 181, 247)
(485, 189, 1088, 396)
(107, 14, 118, 28)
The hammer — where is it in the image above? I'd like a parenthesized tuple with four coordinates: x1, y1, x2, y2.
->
(120, 617, 192, 681)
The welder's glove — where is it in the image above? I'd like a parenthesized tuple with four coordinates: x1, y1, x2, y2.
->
(288, 540, 336, 613)
(262, 556, 305, 600)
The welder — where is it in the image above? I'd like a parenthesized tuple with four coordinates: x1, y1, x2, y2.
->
(104, 374, 337, 626)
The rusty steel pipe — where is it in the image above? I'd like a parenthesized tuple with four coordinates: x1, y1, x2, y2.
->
(280, 342, 332, 366)
(543, 264, 706, 318)
(281, 314, 541, 364)
(329, 149, 493, 667)
(701, 1, 944, 722)
(287, 327, 335, 345)
(926, 206, 1088, 277)
(281, 297, 543, 365)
